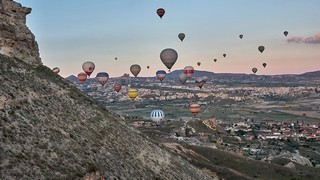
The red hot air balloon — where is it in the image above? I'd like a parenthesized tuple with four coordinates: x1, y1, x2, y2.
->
(113, 82, 122, 92)
(189, 104, 200, 117)
(77, 72, 87, 83)
(157, 8, 165, 19)
(184, 66, 194, 78)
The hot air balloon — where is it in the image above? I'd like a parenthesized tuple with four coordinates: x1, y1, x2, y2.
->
(189, 104, 200, 117)
(130, 64, 141, 77)
(150, 110, 165, 126)
(115, 57, 118, 60)
(252, 67, 258, 74)
(77, 72, 87, 83)
(197, 62, 201, 66)
(52, 67, 60, 74)
(223, 54, 226, 58)
(239, 34, 243, 39)
(262, 63, 267, 68)
(184, 66, 194, 78)
(147, 66, 150, 69)
(96, 72, 109, 86)
(156, 70, 167, 82)
(195, 77, 207, 89)
(258, 46, 265, 53)
(128, 89, 138, 101)
(214, 59, 217, 62)
(283, 31, 288, 37)
(113, 82, 122, 92)
(160, 48, 178, 71)
(179, 73, 188, 85)
(157, 8, 165, 19)
(82, 61, 95, 77)
(178, 33, 185, 42)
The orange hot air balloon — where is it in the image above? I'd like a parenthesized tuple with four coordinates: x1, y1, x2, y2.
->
(77, 72, 87, 83)
(128, 89, 138, 101)
(189, 104, 200, 117)
(184, 66, 194, 78)
(113, 82, 122, 92)
(157, 8, 165, 19)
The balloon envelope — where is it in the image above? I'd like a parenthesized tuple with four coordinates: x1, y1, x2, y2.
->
(53, 67, 60, 74)
(239, 34, 243, 39)
(82, 61, 95, 76)
(184, 66, 194, 78)
(197, 62, 201, 66)
(130, 64, 141, 77)
(96, 72, 109, 86)
(160, 48, 178, 70)
(156, 70, 167, 82)
(262, 63, 267, 68)
(179, 73, 188, 85)
(284, 31, 288, 36)
(147, 66, 150, 69)
(223, 54, 226, 58)
(195, 77, 207, 89)
(157, 8, 165, 18)
(189, 104, 200, 117)
(258, 46, 265, 53)
(113, 82, 122, 92)
(150, 110, 165, 126)
(77, 72, 87, 83)
(252, 67, 258, 74)
(128, 89, 138, 100)
(178, 33, 185, 41)
(214, 59, 217, 62)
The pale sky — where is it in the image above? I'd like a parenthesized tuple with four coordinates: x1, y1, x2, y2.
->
(16, 0, 320, 77)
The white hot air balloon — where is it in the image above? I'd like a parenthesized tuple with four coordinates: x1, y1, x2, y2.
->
(82, 61, 95, 77)
(184, 66, 194, 78)
(179, 73, 188, 85)
(150, 110, 165, 126)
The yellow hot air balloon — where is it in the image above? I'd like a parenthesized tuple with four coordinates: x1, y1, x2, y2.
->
(128, 89, 138, 101)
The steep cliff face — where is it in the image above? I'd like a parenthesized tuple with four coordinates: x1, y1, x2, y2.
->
(0, 0, 41, 65)
(0, 54, 212, 179)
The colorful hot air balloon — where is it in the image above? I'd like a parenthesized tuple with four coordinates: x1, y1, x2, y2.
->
(283, 31, 288, 37)
(178, 33, 185, 42)
(189, 104, 200, 117)
(252, 67, 258, 74)
(223, 54, 226, 58)
(214, 59, 217, 62)
(96, 72, 109, 86)
(197, 62, 201, 66)
(184, 66, 194, 78)
(156, 70, 167, 82)
(262, 63, 267, 68)
(113, 82, 122, 92)
(160, 48, 178, 71)
(52, 67, 60, 74)
(150, 110, 165, 126)
(82, 61, 95, 77)
(239, 34, 243, 39)
(77, 72, 87, 83)
(195, 77, 207, 89)
(179, 73, 188, 85)
(258, 46, 265, 53)
(130, 64, 141, 77)
(157, 8, 165, 19)
(128, 89, 138, 101)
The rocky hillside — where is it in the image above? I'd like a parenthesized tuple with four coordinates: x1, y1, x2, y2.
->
(0, 0, 41, 65)
(0, 54, 212, 179)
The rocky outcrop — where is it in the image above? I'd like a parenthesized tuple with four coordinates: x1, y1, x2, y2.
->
(0, 54, 211, 179)
(0, 0, 41, 65)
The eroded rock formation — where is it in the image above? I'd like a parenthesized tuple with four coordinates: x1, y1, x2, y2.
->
(0, 0, 41, 65)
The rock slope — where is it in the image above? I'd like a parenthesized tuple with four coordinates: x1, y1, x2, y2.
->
(0, 54, 212, 179)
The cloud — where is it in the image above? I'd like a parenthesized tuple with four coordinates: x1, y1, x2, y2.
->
(287, 33, 320, 44)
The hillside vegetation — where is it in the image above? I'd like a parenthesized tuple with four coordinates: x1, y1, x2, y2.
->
(0, 54, 212, 179)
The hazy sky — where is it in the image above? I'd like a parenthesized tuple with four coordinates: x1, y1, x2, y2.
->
(16, 0, 320, 77)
